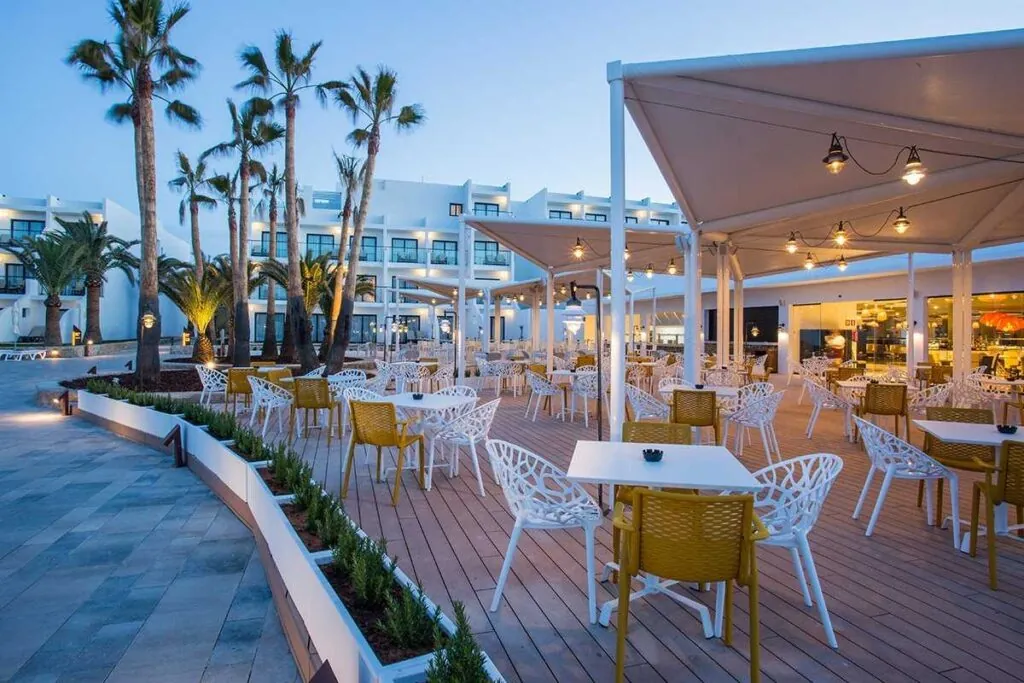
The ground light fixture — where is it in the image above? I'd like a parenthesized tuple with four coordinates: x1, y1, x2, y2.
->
(644, 263, 654, 279)
(893, 207, 911, 234)
(902, 146, 926, 185)
(785, 233, 798, 254)
(822, 132, 849, 174)
(803, 253, 815, 270)
(572, 237, 585, 259)
(667, 258, 677, 275)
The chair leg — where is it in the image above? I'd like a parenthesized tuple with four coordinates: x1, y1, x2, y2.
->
(391, 446, 406, 506)
(935, 478, 945, 528)
(789, 546, 812, 607)
(584, 524, 597, 624)
(947, 474, 962, 550)
(524, 392, 532, 418)
(916, 480, 924, 508)
(341, 439, 358, 498)
(798, 534, 838, 649)
(469, 441, 486, 497)
(865, 468, 895, 536)
(417, 441, 426, 491)
(985, 488, 998, 590)
(759, 425, 774, 465)
(806, 405, 819, 438)
(490, 521, 524, 612)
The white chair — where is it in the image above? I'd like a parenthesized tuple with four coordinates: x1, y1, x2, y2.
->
(429, 398, 500, 495)
(657, 376, 693, 396)
(852, 416, 961, 548)
(476, 359, 502, 396)
(328, 370, 369, 434)
(723, 391, 784, 463)
(805, 380, 855, 440)
(741, 454, 844, 649)
(247, 376, 294, 439)
(485, 439, 600, 624)
(431, 362, 455, 391)
(624, 383, 669, 422)
(750, 354, 770, 381)
(390, 362, 430, 393)
(524, 371, 563, 422)
(704, 367, 743, 388)
(907, 383, 951, 417)
(341, 386, 388, 470)
(301, 365, 326, 378)
(569, 372, 602, 427)
(196, 366, 227, 407)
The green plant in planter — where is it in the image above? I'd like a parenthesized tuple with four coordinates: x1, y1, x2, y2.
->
(85, 378, 112, 394)
(314, 502, 347, 547)
(205, 410, 237, 441)
(349, 538, 396, 608)
(232, 426, 264, 460)
(151, 394, 188, 414)
(181, 401, 212, 425)
(106, 384, 134, 401)
(426, 601, 489, 683)
(378, 583, 441, 651)
(128, 391, 155, 407)
(304, 490, 324, 531)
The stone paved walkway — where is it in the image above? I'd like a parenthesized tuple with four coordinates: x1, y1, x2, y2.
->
(0, 355, 298, 683)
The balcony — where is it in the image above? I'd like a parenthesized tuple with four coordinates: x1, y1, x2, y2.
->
(0, 278, 26, 295)
(304, 242, 337, 259)
(0, 230, 45, 247)
(429, 250, 458, 266)
(356, 246, 382, 263)
(61, 283, 87, 297)
(390, 249, 427, 265)
(472, 208, 514, 218)
(473, 249, 511, 267)
(249, 241, 287, 259)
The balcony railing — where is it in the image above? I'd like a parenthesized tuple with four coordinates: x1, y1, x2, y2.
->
(0, 277, 26, 295)
(61, 283, 87, 297)
(472, 208, 514, 218)
(390, 249, 427, 265)
(356, 246, 382, 262)
(474, 249, 511, 266)
(429, 250, 458, 266)
(0, 230, 45, 246)
(250, 241, 287, 258)
(304, 243, 337, 259)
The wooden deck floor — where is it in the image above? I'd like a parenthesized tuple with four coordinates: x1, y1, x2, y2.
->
(288, 378, 1024, 683)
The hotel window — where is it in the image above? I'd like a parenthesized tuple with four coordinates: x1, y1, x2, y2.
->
(256, 281, 287, 301)
(259, 231, 288, 257)
(310, 313, 327, 343)
(254, 313, 285, 343)
(3, 264, 25, 293)
(351, 314, 376, 343)
(585, 213, 607, 222)
(311, 191, 341, 211)
(349, 234, 378, 261)
(391, 237, 419, 263)
(431, 239, 458, 265)
(305, 233, 334, 258)
(449, 203, 463, 217)
(398, 315, 421, 342)
(473, 202, 500, 216)
(549, 209, 573, 220)
(651, 218, 671, 226)
(474, 240, 507, 266)
(625, 216, 638, 224)
(356, 274, 376, 302)
(10, 219, 44, 242)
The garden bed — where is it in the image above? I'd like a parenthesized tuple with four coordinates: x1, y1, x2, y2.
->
(61, 370, 202, 392)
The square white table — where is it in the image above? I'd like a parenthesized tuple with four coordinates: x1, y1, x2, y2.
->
(568, 440, 760, 628)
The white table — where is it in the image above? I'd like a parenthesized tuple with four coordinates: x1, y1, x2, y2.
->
(384, 392, 475, 412)
(658, 385, 740, 402)
(914, 419, 1024, 552)
(568, 440, 760, 629)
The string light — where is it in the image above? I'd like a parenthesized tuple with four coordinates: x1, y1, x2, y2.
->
(626, 269, 634, 282)
(624, 244, 631, 261)
(667, 258, 677, 275)
(892, 207, 910, 234)
(803, 253, 815, 270)
(785, 233, 798, 254)
(902, 146, 926, 185)
(833, 224, 847, 247)
(572, 237, 584, 259)
(518, 293, 525, 301)
(837, 254, 848, 272)
(644, 263, 654, 279)
(822, 132, 848, 174)
(559, 284, 567, 295)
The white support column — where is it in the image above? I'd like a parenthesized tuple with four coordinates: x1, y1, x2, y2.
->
(456, 222, 468, 385)
(482, 290, 491, 354)
(906, 253, 916, 374)
(733, 275, 744, 364)
(651, 289, 658, 353)
(546, 270, 555, 373)
(609, 63, 627, 442)
(629, 292, 635, 353)
(683, 231, 702, 384)
(530, 289, 540, 353)
(951, 249, 974, 377)
(494, 295, 502, 344)
(716, 242, 729, 366)
(596, 268, 605, 354)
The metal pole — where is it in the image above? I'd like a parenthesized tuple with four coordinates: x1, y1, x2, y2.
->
(906, 253, 915, 376)
(608, 62, 626, 443)
(546, 270, 555, 373)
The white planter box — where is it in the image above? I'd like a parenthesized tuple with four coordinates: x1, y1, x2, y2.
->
(183, 422, 250, 504)
(78, 391, 182, 439)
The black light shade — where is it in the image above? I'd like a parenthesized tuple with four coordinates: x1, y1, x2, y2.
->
(822, 132, 848, 174)
(87, 366, 98, 375)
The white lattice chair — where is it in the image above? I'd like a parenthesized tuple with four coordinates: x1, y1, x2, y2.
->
(704, 367, 743, 388)
(247, 376, 294, 438)
(485, 439, 600, 624)
(949, 377, 991, 409)
(569, 371, 602, 427)
(804, 380, 855, 440)
(524, 371, 563, 422)
(737, 454, 844, 648)
(341, 386, 388, 469)
(852, 416, 961, 548)
(624, 383, 669, 422)
(552, 356, 569, 371)
(796, 356, 830, 404)
(196, 366, 227, 407)
(301, 365, 326, 378)
(431, 362, 455, 391)
(428, 398, 500, 495)
(496, 361, 524, 397)
(883, 366, 909, 383)
(750, 354, 770, 381)
(907, 383, 951, 417)
(328, 370, 369, 433)
(723, 390, 785, 463)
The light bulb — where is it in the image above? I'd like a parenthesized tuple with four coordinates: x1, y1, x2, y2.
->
(785, 233, 798, 254)
(822, 133, 848, 175)
(803, 253, 815, 270)
(518, 293, 524, 301)
(560, 285, 567, 295)
(626, 269, 634, 282)
(902, 146, 925, 185)
(837, 255, 848, 271)
(833, 225, 847, 247)
(893, 207, 910, 235)
(572, 237, 584, 259)
(624, 244, 630, 261)
(667, 258, 677, 275)
(644, 263, 654, 279)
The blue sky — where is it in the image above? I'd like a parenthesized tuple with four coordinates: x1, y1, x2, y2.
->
(1, 1, 1022, 253)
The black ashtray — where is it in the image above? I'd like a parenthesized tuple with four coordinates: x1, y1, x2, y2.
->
(412, 393, 424, 400)
(997, 425, 1018, 435)
(694, 384, 705, 390)
(642, 448, 664, 462)
(869, 379, 879, 384)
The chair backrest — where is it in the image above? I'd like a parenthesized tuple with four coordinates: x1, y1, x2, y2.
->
(294, 378, 331, 409)
(658, 377, 692, 393)
(576, 354, 596, 369)
(623, 421, 691, 445)
(572, 371, 601, 398)
(525, 370, 556, 393)
(228, 368, 258, 394)
(739, 381, 774, 404)
(624, 384, 670, 421)
(805, 379, 846, 408)
(343, 386, 384, 404)
(248, 375, 294, 406)
(863, 383, 907, 416)
(622, 489, 758, 584)
(854, 416, 940, 472)
(419, 357, 438, 363)
(837, 366, 861, 382)
(302, 365, 326, 378)
(485, 439, 592, 522)
(995, 441, 1024, 506)
(335, 369, 367, 381)
(528, 363, 547, 375)
(670, 390, 716, 428)
(441, 398, 501, 441)
(196, 365, 227, 390)
(730, 391, 784, 426)
(923, 406, 996, 469)
(751, 454, 843, 537)
(930, 365, 953, 384)
(252, 361, 277, 368)
(349, 400, 401, 447)
(907, 383, 950, 415)
(704, 368, 742, 387)
(437, 384, 477, 399)
(266, 368, 293, 384)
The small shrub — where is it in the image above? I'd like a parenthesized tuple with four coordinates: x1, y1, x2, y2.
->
(378, 584, 441, 651)
(232, 426, 264, 460)
(106, 384, 134, 401)
(314, 503, 347, 547)
(205, 410, 237, 440)
(85, 378, 112, 395)
(152, 394, 188, 414)
(426, 601, 489, 683)
(127, 391, 154, 407)
(182, 401, 212, 426)
(349, 538, 396, 608)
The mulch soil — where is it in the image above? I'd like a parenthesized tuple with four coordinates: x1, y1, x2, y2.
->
(279, 503, 327, 552)
(165, 355, 364, 365)
(61, 370, 202, 392)
(258, 467, 292, 496)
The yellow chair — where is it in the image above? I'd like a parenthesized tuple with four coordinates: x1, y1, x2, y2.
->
(528, 363, 547, 375)
(613, 489, 767, 683)
(665, 354, 677, 366)
(252, 361, 277, 368)
(921, 407, 997, 525)
(291, 378, 335, 445)
(226, 368, 258, 413)
(971, 441, 1024, 589)
(342, 400, 425, 506)
(669, 389, 719, 444)
(266, 368, 293, 385)
(930, 365, 953, 385)
(576, 354, 596, 369)
(856, 383, 909, 440)
(419, 357, 438, 363)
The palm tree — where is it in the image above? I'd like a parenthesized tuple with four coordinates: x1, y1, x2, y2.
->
(52, 212, 138, 344)
(67, 0, 201, 384)
(253, 164, 284, 358)
(325, 66, 424, 372)
(8, 236, 86, 345)
(320, 270, 375, 347)
(208, 254, 260, 361)
(203, 98, 282, 367)
(260, 252, 332, 342)
(168, 150, 216, 280)
(159, 266, 229, 363)
(208, 172, 244, 363)
(237, 31, 337, 372)
(322, 152, 362, 356)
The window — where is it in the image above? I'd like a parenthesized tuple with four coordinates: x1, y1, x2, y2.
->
(256, 281, 287, 300)
(310, 314, 327, 343)
(390, 237, 419, 263)
(10, 219, 44, 242)
(625, 216, 638, 224)
(474, 240, 508, 266)
(449, 203, 463, 217)
(351, 314, 376, 343)
(312, 191, 341, 211)
(473, 202, 500, 217)
(258, 231, 288, 258)
(356, 274, 376, 303)
(349, 235, 378, 261)
(549, 209, 573, 220)
(306, 233, 334, 258)
(3, 264, 25, 294)
(584, 213, 607, 222)
(254, 313, 285, 343)
(62, 275, 87, 297)
(651, 218, 671, 226)
(431, 239, 457, 265)
(398, 315, 421, 342)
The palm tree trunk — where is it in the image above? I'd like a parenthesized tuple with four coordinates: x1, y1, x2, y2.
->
(329, 132, 379, 373)
(324, 196, 353, 370)
(261, 201, 279, 359)
(280, 310, 294, 360)
(44, 297, 62, 347)
(194, 333, 214, 364)
(284, 98, 316, 371)
(135, 72, 161, 384)
(227, 197, 242, 366)
(190, 201, 204, 282)
(85, 281, 102, 343)
(235, 157, 252, 367)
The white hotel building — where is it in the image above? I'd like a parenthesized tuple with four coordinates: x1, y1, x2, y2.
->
(246, 179, 684, 345)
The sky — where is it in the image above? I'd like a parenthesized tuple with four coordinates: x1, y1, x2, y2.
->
(1, 0, 1023, 254)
